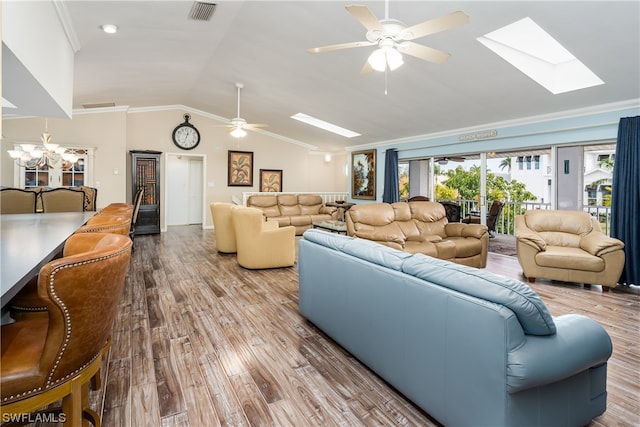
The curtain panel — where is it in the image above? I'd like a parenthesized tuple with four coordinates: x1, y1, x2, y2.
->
(611, 116, 640, 286)
(383, 149, 399, 203)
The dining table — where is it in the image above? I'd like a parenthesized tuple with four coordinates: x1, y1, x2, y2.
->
(1, 211, 96, 309)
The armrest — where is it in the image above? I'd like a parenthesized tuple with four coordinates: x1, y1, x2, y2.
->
(516, 233, 547, 251)
(320, 206, 337, 215)
(445, 223, 487, 239)
(580, 233, 625, 256)
(507, 314, 612, 393)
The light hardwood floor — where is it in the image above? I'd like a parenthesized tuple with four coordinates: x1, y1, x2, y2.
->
(89, 226, 638, 426)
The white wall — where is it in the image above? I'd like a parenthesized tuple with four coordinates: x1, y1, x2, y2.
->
(2, 0, 75, 118)
(2, 107, 348, 227)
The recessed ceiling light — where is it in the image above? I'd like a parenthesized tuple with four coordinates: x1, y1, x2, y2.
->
(478, 17, 604, 94)
(101, 24, 118, 34)
(291, 113, 361, 138)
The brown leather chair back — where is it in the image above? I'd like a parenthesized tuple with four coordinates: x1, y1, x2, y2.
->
(41, 233, 131, 386)
(1, 232, 131, 401)
(486, 200, 504, 232)
(76, 214, 132, 236)
(0, 188, 37, 214)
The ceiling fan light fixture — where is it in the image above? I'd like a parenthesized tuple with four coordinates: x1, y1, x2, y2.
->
(230, 127, 247, 138)
(386, 47, 404, 70)
(368, 46, 403, 72)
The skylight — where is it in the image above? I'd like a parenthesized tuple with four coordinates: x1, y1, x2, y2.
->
(291, 113, 361, 138)
(477, 17, 604, 94)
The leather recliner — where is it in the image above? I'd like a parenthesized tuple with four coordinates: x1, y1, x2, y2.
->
(346, 201, 489, 268)
(515, 210, 625, 289)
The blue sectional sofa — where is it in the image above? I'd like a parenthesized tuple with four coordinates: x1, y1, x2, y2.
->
(298, 229, 613, 427)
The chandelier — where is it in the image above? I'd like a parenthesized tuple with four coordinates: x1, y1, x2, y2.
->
(7, 121, 79, 168)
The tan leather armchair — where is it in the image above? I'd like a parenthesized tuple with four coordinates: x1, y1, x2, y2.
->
(515, 210, 625, 289)
(210, 202, 237, 253)
(231, 206, 296, 269)
(1, 233, 132, 425)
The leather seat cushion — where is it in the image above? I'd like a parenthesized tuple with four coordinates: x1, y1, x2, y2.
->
(268, 217, 291, 226)
(248, 195, 281, 217)
(536, 246, 604, 272)
(447, 237, 482, 258)
(290, 215, 312, 226)
(309, 214, 332, 222)
(1, 318, 48, 400)
(403, 241, 438, 257)
(434, 240, 456, 260)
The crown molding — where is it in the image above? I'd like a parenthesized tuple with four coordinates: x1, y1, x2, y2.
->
(346, 99, 640, 151)
(53, 1, 81, 53)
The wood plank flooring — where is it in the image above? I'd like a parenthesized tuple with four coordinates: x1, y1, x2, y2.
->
(88, 226, 639, 426)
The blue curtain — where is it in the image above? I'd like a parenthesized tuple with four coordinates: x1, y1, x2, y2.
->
(611, 116, 640, 286)
(382, 149, 399, 203)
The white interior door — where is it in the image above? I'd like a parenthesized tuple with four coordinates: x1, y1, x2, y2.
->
(188, 159, 203, 224)
(167, 155, 203, 226)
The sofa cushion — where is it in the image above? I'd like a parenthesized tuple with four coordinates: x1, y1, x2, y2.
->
(278, 195, 301, 216)
(403, 241, 438, 257)
(409, 201, 448, 222)
(303, 229, 411, 271)
(290, 215, 311, 227)
(525, 210, 592, 247)
(352, 222, 405, 246)
(298, 194, 323, 215)
(402, 254, 557, 336)
(536, 246, 605, 272)
(392, 202, 412, 221)
(248, 195, 281, 217)
(446, 236, 482, 258)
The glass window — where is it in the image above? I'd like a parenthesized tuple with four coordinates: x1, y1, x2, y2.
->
(534, 155, 540, 170)
(517, 156, 524, 170)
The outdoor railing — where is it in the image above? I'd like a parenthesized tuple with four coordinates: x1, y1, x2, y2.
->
(437, 199, 612, 236)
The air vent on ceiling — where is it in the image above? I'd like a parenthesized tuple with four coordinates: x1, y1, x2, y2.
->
(189, 2, 216, 21)
(83, 102, 116, 109)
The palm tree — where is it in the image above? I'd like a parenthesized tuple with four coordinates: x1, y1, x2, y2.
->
(499, 157, 512, 172)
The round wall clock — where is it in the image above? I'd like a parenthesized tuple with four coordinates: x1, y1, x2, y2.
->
(172, 113, 200, 150)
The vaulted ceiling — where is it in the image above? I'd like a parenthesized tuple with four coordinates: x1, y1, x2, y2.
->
(18, 1, 640, 152)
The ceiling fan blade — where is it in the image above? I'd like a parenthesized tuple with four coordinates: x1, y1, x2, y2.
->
(450, 157, 465, 162)
(244, 123, 268, 130)
(360, 60, 374, 75)
(345, 5, 383, 32)
(307, 40, 375, 54)
(397, 41, 451, 64)
(400, 11, 469, 40)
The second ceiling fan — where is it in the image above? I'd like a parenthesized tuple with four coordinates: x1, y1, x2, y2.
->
(221, 83, 267, 138)
(307, 2, 469, 74)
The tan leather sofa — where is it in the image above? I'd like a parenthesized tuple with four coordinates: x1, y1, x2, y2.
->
(515, 210, 625, 289)
(346, 201, 489, 268)
(246, 194, 337, 235)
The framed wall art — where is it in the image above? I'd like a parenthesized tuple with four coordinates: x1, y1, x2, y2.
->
(228, 150, 254, 186)
(259, 169, 283, 192)
(351, 149, 376, 200)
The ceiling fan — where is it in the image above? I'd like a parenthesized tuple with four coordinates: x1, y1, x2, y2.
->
(218, 83, 267, 138)
(307, 2, 469, 74)
(435, 156, 466, 165)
